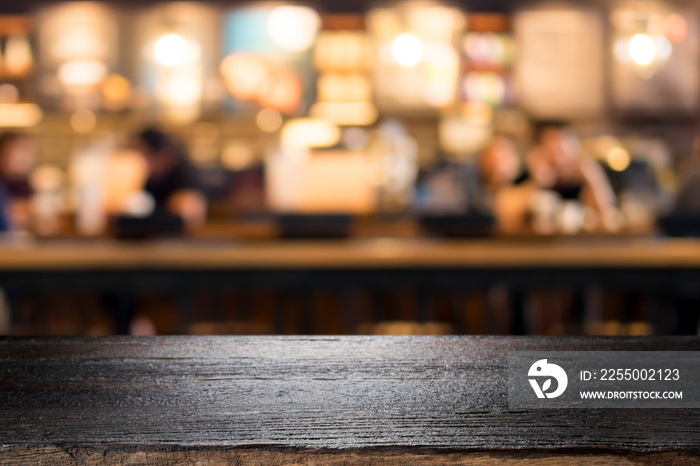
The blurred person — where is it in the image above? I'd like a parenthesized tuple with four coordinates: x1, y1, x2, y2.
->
(673, 133, 700, 213)
(413, 161, 470, 214)
(527, 126, 626, 334)
(101, 129, 209, 337)
(0, 180, 10, 233)
(478, 136, 549, 333)
(0, 132, 35, 229)
(136, 128, 207, 230)
(479, 137, 521, 192)
(478, 136, 538, 233)
(528, 123, 615, 219)
(0, 134, 34, 335)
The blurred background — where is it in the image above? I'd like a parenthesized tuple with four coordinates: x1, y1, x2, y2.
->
(0, 0, 698, 337)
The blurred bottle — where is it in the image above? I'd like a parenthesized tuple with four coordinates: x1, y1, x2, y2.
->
(30, 165, 65, 237)
(367, 120, 418, 213)
(71, 140, 113, 236)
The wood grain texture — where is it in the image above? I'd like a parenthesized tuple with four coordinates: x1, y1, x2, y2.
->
(0, 336, 699, 460)
(1, 238, 700, 270)
(1, 447, 697, 465)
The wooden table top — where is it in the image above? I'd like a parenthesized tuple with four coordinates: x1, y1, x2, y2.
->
(0, 237, 699, 270)
(0, 336, 698, 464)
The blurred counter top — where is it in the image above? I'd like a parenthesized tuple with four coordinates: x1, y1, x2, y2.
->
(0, 236, 699, 269)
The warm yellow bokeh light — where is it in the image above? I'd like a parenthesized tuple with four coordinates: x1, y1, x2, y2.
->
(30, 165, 65, 192)
(154, 33, 201, 67)
(462, 102, 494, 125)
(310, 102, 378, 126)
(221, 141, 255, 170)
(267, 6, 320, 52)
(4, 36, 33, 76)
(58, 59, 108, 87)
(0, 104, 43, 127)
(101, 74, 131, 107)
(281, 118, 341, 151)
(629, 34, 655, 66)
(392, 33, 423, 67)
(256, 109, 283, 133)
(160, 71, 202, 106)
(607, 146, 631, 172)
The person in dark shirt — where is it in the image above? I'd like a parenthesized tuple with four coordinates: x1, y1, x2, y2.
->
(136, 128, 207, 230)
(478, 136, 538, 233)
(0, 132, 35, 229)
(674, 133, 700, 213)
(528, 123, 615, 216)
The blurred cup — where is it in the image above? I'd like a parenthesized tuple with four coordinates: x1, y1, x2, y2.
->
(530, 189, 561, 235)
(557, 200, 584, 235)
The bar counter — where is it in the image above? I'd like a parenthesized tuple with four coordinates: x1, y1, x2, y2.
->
(0, 336, 698, 464)
(0, 236, 699, 269)
(1, 237, 698, 334)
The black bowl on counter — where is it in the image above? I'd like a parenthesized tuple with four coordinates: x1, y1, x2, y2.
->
(418, 211, 495, 238)
(658, 212, 700, 237)
(274, 214, 355, 239)
(115, 212, 185, 240)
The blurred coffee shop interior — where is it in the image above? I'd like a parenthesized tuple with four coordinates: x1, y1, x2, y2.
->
(0, 0, 698, 336)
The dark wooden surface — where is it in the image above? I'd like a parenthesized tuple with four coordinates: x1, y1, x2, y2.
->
(1, 336, 699, 463)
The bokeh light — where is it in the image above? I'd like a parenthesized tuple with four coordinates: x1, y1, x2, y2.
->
(30, 165, 65, 192)
(256, 108, 283, 133)
(281, 118, 341, 151)
(267, 6, 320, 52)
(629, 34, 655, 66)
(614, 39, 631, 63)
(0, 104, 43, 127)
(70, 109, 97, 133)
(124, 191, 155, 217)
(160, 70, 202, 106)
(607, 146, 631, 172)
(57, 59, 108, 87)
(310, 102, 378, 126)
(666, 14, 688, 43)
(4, 36, 33, 76)
(257, 69, 302, 113)
(221, 141, 255, 170)
(154, 33, 201, 67)
(392, 33, 423, 67)
(220, 53, 270, 101)
(654, 36, 672, 61)
(101, 74, 131, 109)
